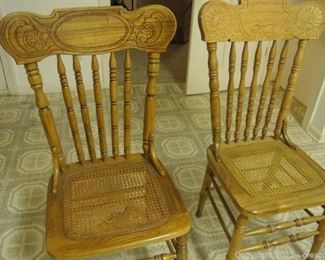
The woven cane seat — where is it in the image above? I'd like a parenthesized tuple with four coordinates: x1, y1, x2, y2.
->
(62, 161, 170, 240)
(220, 139, 324, 198)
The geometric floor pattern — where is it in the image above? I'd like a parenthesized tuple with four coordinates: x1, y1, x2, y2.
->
(0, 83, 324, 259)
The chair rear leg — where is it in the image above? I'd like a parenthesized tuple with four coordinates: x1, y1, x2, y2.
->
(176, 235, 188, 260)
(196, 165, 212, 217)
(227, 215, 248, 260)
(307, 210, 325, 260)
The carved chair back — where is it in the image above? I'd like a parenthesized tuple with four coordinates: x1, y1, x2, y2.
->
(0, 5, 176, 171)
(199, 0, 325, 152)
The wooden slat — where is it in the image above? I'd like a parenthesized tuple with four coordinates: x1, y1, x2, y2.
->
(143, 52, 160, 157)
(57, 55, 85, 164)
(244, 41, 262, 141)
(109, 52, 119, 159)
(253, 41, 277, 139)
(73, 55, 96, 162)
(24, 62, 65, 169)
(274, 40, 308, 138)
(234, 41, 248, 142)
(92, 55, 107, 161)
(207, 43, 221, 159)
(262, 40, 289, 138)
(238, 231, 319, 253)
(245, 215, 325, 237)
(124, 50, 132, 158)
(225, 42, 236, 143)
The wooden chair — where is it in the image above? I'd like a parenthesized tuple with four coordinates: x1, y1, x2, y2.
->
(195, 0, 325, 259)
(0, 5, 191, 259)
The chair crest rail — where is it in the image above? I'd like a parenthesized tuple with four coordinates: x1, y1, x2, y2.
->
(0, 5, 176, 64)
(199, 0, 325, 42)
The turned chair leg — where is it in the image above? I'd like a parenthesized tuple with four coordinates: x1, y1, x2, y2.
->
(227, 215, 248, 260)
(175, 235, 188, 260)
(196, 165, 212, 217)
(307, 210, 325, 260)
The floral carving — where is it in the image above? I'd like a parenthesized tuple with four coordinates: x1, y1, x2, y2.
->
(127, 9, 175, 49)
(201, 4, 233, 40)
(199, 0, 325, 42)
(249, 24, 275, 37)
(1, 16, 53, 60)
(291, 3, 325, 38)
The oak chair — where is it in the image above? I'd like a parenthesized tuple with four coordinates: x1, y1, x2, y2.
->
(0, 5, 191, 259)
(195, 0, 325, 259)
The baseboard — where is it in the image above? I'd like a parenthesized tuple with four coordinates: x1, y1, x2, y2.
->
(307, 124, 325, 143)
(0, 89, 9, 95)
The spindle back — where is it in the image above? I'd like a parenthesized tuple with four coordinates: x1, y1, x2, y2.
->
(198, 0, 325, 150)
(0, 5, 176, 168)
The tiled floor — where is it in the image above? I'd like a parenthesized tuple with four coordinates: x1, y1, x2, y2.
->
(0, 82, 324, 259)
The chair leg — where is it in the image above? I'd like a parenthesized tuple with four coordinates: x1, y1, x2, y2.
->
(196, 165, 212, 217)
(227, 215, 248, 260)
(307, 210, 325, 260)
(175, 235, 188, 260)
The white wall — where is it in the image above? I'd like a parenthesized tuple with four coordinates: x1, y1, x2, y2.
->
(296, 32, 325, 107)
(305, 79, 325, 143)
(300, 32, 325, 143)
(0, 0, 110, 95)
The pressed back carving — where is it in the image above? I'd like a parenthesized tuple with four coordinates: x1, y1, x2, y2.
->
(199, 0, 325, 152)
(0, 5, 176, 64)
(199, 0, 325, 42)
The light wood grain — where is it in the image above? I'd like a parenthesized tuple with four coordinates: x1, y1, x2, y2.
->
(92, 55, 107, 161)
(73, 55, 96, 162)
(199, 0, 325, 42)
(262, 40, 289, 138)
(0, 5, 190, 260)
(239, 231, 319, 253)
(196, 1, 325, 259)
(253, 40, 277, 139)
(275, 39, 308, 139)
(225, 42, 236, 144)
(234, 41, 248, 142)
(109, 52, 119, 159)
(207, 42, 221, 160)
(57, 54, 85, 164)
(244, 41, 262, 141)
(124, 50, 132, 159)
(0, 5, 177, 64)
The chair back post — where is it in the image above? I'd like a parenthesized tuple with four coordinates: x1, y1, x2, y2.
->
(24, 62, 65, 169)
(207, 42, 222, 159)
(274, 39, 309, 139)
(143, 52, 160, 157)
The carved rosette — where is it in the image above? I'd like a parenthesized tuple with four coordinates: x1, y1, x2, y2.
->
(287, 2, 325, 39)
(0, 5, 176, 64)
(200, 3, 233, 41)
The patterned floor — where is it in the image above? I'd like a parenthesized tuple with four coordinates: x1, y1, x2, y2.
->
(0, 83, 324, 260)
